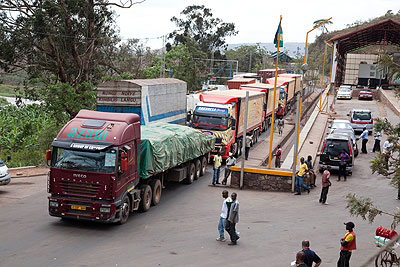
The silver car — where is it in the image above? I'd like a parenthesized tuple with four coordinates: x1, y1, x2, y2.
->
(0, 159, 11, 185)
(329, 119, 354, 132)
(348, 109, 373, 133)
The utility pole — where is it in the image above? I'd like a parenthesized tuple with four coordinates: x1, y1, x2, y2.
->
(248, 50, 252, 73)
(240, 91, 249, 189)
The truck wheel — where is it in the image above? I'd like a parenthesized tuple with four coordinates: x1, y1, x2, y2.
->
(255, 130, 259, 143)
(118, 195, 130, 224)
(150, 179, 162, 206)
(200, 156, 207, 176)
(185, 162, 195, 184)
(194, 159, 201, 180)
(140, 184, 152, 212)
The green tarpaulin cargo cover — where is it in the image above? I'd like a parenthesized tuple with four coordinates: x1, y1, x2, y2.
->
(139, 123, 215, 179)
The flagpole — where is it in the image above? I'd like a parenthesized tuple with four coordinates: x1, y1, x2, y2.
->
(268, 15, 282, 169)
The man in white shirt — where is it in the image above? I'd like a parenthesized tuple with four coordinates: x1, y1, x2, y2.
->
(382, 140, 393, 170)
(222, 152, 236, 185)
(358, 127, 369, 154)
(216, 190, 232, 242)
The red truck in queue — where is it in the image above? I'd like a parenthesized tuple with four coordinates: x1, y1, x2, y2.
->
(47, 110, 214, 224)
(190, 89, 265, 159)
(266, 75, 301, 115)
(239, 83, 281, 131)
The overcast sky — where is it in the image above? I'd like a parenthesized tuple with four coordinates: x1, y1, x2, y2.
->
(115, 0, 399, 49)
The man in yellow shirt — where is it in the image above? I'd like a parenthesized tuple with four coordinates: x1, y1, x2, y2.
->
(212, 153, 222, 185)
(295, 157, 310, 195)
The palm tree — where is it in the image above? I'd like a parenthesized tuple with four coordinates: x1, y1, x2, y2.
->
(313, 19, 333, 33)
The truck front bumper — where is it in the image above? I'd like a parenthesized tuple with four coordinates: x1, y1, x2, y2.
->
(48, 196, 120, 223)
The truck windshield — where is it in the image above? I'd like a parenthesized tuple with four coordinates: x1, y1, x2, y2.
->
(51, 147, 117, 173)
(192, 114, 229, 130)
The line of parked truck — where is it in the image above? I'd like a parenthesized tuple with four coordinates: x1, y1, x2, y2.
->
(45, 71, 303, 224)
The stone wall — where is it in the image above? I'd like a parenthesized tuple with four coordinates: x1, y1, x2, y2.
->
(230, 169, 293, 192)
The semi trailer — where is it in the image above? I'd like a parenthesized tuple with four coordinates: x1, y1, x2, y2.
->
(47, 110, 215, 224)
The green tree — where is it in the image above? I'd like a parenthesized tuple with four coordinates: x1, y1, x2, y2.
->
(168, 5, 238, 58)
(0, 0, 145, 118)
(225, 44, 269, 73)
(313, 19, 333, 33)
(378, 54, 400, 87)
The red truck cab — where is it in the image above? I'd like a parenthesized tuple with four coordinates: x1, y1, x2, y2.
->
(47, 110, 141, 223)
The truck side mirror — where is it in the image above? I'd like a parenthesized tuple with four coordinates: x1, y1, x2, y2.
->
(231, 118, 236, 130)
(121, 158, 128, 172)
(186, 111, 192, 122)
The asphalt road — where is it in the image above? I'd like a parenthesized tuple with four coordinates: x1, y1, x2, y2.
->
(0, 95, 399, 267)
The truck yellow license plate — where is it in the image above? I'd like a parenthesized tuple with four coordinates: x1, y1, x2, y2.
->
(71, 205, 86, 211)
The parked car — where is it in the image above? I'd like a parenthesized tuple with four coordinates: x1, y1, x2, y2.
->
(331, 128, 359, 157)
(0, 158, 11, 185)
(319, 134, 354, 174)
(337, 87, 352, 100)
(358, 90, 373, 100)
(348, 109, 373, 133)
(329, 119, 354, 132)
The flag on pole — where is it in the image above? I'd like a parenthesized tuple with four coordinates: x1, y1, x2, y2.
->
(274, 21, 283, 48)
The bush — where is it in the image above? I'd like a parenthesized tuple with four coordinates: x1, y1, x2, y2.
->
(0, 104, 66, 167)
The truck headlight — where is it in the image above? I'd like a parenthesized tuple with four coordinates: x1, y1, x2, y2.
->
(100, 207, 111, 213)
(49, 201, 59, 207)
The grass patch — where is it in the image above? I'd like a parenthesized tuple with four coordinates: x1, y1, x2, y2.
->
(0, 84, 18, 97)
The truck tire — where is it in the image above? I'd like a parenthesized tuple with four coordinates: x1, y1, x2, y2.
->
(140, 184, 152, 212)
(200, 156, 207, 176)
(184, 162, 195, 184)
(118, 195, 130, 224)
(194, 159, 201, 180)
(150, 179, 162, 206)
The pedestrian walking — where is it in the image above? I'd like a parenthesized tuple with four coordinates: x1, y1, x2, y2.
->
(301, 240, 322, 267)
(337, 222, 356, 267)
(305, 155, 316, 188)
(226, 192, 239, 246)
(277, 118, 285, 135)
(382, 140, 393, 170)
(216, 190, 232, 242)
(338, 149, 350, 181)
(295, 251, 308, 267)
(222, 153, 236, 185)
(245, 135, 252, 160)
(295, 157, 310, 195)
(358, 127, 369, 154)
(212, 153, 222, 185)
(372, 131, 381, 152)
(319, 167, 331, 205)
(276, 103, 284, 120)
(274, 144, 282, 168)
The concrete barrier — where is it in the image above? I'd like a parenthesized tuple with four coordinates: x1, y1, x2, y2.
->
(230, 167, 292, 192)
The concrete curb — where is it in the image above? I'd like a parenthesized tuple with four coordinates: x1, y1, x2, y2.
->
(377, 88, 400, 116)
(260, 91, 320, 166)
(11, 173, 48, 179)
(9, 166, 37, 170)
(281, 89, 329, 169)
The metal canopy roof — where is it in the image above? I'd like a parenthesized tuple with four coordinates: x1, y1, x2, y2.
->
(331, 19, 400, 86)
(332, 19, 400, 55)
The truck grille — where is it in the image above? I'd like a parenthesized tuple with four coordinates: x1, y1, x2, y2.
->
(60, 181, 100, 197)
